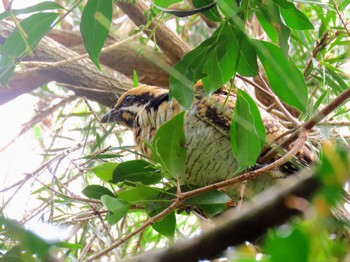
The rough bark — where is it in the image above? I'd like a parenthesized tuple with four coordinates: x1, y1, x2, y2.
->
(48, 30, 170, 87)
(0, 20, 135, 107)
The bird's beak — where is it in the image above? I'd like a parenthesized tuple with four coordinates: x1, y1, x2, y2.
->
(101, 108, 119, 123)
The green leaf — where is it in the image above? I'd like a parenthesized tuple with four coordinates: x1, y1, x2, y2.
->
(101, 195, 131, 224)
(185, 190, 231, 217)
(272, 0, 314, 30)
(0, 55, 17, 85)
(281, 8, 314, 30)
(1, 246, 36, 262)
(91, 162, 119, 182)
(118, 187, 162, 203)
(147, 204, 176, 238)
(153, 0, 182, 8)
(54, 242, 84, 249)
(255, 40, 308, 112)
(1, 12, 59, 58)
(266, 226, 309, 262)
(169, 40, 212, 108)
(0, 12, 58, 85)
(0, 2, 64, 20)
(82, 185, 115, 199)
(170, 21, 257, 107)
(236, 35, 258, 77)
(152, 211, 176, 238)
(252, 0, 291, 53)
(80, 0, 113, 70)
(0, 216, 51, 259)
(133, 69, 139, 87)
(192, 0, 222, 22)
(152, 112, 186, 178)
(113, 160, 162, 185)
(316, 144, 347, 206)
(230, 90, 266, 169)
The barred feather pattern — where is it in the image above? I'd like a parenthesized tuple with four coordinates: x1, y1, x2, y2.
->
(101, 85, 314, 200)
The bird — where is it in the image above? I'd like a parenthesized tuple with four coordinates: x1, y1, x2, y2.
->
(101, 83, 314, 201)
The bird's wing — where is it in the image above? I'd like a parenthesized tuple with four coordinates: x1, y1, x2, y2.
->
(193, 87, 314, 166)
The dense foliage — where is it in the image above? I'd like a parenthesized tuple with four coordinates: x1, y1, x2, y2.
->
(1, 0, 350, 261)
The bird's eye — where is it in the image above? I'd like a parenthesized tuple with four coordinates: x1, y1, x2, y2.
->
(123, 95, 134, 106)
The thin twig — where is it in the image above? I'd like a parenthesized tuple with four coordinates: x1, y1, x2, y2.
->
(303, 32, 331, 77)
(257, 74, 299, 125)
(260, 87, 350, 163)
(331, 0, 350, 37)
(84, 97, 108, 132)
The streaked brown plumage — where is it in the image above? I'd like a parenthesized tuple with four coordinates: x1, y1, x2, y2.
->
(101, 84, 314, 200)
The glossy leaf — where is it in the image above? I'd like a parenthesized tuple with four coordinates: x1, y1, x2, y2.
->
(169, 40, 213, 108)
(0, 12, 58, 85)
(0, 55, 17, 85)
(154, 0, 182, 8)
(80, 0, 113, 70)
(255, 40, 308, 112)
(91, 162, 118, 182)
(231, 90, 266, 169)
(101, 195, 131, 224)
(316, 143, 347, 206)
(152, 112, 186, 178)
(272, 0, 314, 30)
(147, 203, 176, 238)
(266, 226, 309, 262)
(54, 242, 84, 249)
(192, 0, 222, 22)
(0, 1, 64, 20)
(152, 211, 176, 238)
(170, 21, 257, 108)
(185, 190, 231, 217)
(118, 187, 162, 203)
(82, 185, 115, 199)
(1, 12, 58, 58)
(112, 159, 162, 185)
(253, 0, 291, 53)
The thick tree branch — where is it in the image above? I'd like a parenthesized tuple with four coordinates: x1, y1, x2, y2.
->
(48, 29, 170, 87)
(0, 20, 134, 107)
(126, 172, 319, 262)
(0, 71, 51, 105)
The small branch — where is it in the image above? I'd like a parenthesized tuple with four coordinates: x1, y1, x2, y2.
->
(85, 128, 308, 261)
(303, 32, 331, 77)
(257, 74, 299, 125)
(331, 0, 350, 37)
(126, 172, 319, 262)
(318, 120, 350, 126)
(85, 197, 185, 261)
(0, 96, 77, 153)
(261, 87, 350, 162)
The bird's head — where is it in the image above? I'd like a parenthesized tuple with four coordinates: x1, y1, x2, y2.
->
(101, 85, 169, 129)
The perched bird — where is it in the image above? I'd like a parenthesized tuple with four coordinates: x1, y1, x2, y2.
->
(101, 84, 314, 201)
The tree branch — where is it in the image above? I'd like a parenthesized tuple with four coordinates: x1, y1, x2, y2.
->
(126, 171, 319, 262)
(85, 128, 309, 261)
(0, 20, 134, 107)
(258, 87, 350, 164)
